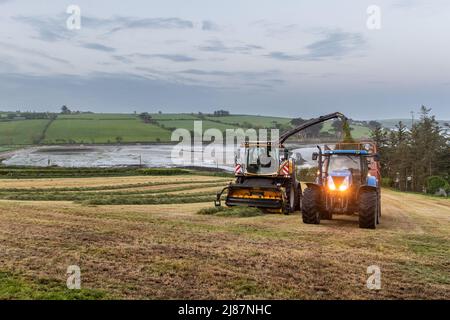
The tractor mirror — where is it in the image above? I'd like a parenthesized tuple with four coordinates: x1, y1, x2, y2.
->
(373, 153, 380, 162)
(312, 152, 319, 161)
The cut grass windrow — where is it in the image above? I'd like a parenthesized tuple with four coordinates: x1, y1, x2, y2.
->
(81, 194, 216, 205)
(197, 206, 263, 217)
(0, 179, 229, 193)
(0, 189, 219, 205)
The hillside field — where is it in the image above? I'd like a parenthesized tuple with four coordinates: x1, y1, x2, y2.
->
(0, 173, 448, 299)
(0, 113, 378, 145)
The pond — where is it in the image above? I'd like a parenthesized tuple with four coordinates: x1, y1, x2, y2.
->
(1, 144, 318, 170)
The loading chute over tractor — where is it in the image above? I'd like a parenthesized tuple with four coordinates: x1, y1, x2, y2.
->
(214, 111, 382, 229)
(214, 112, 348, 214)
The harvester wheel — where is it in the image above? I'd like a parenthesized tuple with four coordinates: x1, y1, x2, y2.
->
(295, 183, 302, 211)
(283, 184, 296, 214)
(359, 190, 377, 229)
(301, 187, 321, 224)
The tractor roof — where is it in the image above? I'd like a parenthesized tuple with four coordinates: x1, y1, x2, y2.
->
(324, 149, 369, 155)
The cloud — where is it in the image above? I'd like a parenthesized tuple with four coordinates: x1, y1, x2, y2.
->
(0, 41, 70, 65)
(392, 0, 421, 8)
(179, 69, 280, 81)
(13, 15, 75, 42)
(14, 14, 194, 41)
(202, 20, 220, 31)
(0, 57, 17, 73)
(82, 43, 116, 52)
(109, 17, 194, 33)
(181, 69, 229, 76)
(112, 55, 133, 64)
(132, 53, 196, 62)
(305, 31, 365, 59)
(266, 52, 302, 61)
(267, 30, 365, 61)
(199, 40, 263, 54)
(251, 20, 299, 38)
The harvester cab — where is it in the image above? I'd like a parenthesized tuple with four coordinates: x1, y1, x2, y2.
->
(303, 141, 381, 229)
(215, 112, 347, 214)
(214, 141, 300, 214)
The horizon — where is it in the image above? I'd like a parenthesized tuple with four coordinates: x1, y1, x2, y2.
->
(0, 109, 448, 122)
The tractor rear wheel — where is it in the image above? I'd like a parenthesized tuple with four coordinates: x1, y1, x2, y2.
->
(359, 190, 378, 229)
(301, 187, 321, 224)
(376, 191, 381, 224)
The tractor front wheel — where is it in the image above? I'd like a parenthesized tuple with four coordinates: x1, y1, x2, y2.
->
(301, 187, 321, 224)
(359, 190, 378, 229)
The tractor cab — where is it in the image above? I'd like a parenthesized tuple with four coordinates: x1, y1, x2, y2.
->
(323, 150, 368, 190)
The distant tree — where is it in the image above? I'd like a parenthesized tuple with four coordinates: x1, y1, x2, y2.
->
(408, 106, 448, 192)
(342, 120, 355, 143)
(61, 105, 71, 114)
(115, 136, 123, 144)
(139, 112, 153, 123)
(213, 110, 230, 117)
(368, 120, 382, 130)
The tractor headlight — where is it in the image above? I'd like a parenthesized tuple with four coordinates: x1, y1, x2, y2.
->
(327, 176, 336, 191)
(338, 176, 350, 192)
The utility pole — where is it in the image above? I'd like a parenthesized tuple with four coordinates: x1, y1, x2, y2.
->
(410, 111, 414, 128)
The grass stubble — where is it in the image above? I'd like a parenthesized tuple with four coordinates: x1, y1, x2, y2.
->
(0, 174, 448, 299)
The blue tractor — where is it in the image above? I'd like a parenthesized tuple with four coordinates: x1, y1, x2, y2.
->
(301, 142, 381, 229)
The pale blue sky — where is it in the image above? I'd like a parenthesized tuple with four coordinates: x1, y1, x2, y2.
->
(0, 0, 449, 119)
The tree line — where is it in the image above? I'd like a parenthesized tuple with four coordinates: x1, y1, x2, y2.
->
(370, 106, 449, 194)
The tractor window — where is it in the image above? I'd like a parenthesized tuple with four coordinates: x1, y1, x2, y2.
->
(327, 155, 361, 172)
(246, 146, 279, 174)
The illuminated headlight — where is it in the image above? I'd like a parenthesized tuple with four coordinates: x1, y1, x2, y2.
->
(338, 176, 350, 192)
(327, 176, 336, 191)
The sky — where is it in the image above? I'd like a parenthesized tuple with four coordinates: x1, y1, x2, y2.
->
(0, 0, 449, 119)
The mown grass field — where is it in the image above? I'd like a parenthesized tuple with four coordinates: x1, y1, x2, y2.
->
(320, 121, 371, 138)
(43, 116, 171, 143)
(0, 120, 50, 145)
(0, 173, 448, 299)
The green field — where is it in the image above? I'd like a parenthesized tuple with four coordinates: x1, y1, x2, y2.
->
(0, 112, 388, 146)
(204, 115, 291, 127)
(57, 113, 137, 120)
(0, 119, 50, 145)
(156, 119, 242, 132)
(150, 113, 201, 120)
(321, 121, 371, 139)
(43, 116, 171, 143)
